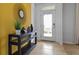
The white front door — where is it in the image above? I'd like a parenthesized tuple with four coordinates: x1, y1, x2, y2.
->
(40, 11, 56, 41)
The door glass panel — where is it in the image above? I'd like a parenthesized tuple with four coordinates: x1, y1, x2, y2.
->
(43, 14, 52, 37)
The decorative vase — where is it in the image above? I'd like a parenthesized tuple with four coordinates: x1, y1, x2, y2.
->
(31, 24, 33, 32)
(16, 30, 21, 35)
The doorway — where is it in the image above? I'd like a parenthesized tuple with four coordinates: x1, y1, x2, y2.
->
(40, 10, 56, 41)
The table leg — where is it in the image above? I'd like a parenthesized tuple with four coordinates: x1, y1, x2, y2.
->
(35, 32, 37, 44)
(18, 37, 21, 55)
(8, 36, 12, 55)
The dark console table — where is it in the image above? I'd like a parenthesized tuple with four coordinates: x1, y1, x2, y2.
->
(8, 32, 37, 55)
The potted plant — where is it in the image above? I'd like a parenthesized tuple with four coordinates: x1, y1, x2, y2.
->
(15, 19, 22, 35)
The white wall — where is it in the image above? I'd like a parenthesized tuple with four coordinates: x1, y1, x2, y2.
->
(75, 4, 79, 44)
(31, 3, 35, 31)
(63, 3, 76, 44)
(33, 3, 41, 40)
(55, 4, 63, 44)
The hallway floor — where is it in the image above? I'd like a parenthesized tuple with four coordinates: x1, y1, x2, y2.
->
(29, 40, 79, 55)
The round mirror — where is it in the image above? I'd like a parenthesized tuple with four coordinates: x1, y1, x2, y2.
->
(18, 9, 24, 19)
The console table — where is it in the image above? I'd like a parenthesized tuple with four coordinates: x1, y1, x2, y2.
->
(8, 32, 37, 55)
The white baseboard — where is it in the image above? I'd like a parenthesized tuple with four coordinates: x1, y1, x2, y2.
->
(37, 38, 78, 45)
(63, 41, 77, 44)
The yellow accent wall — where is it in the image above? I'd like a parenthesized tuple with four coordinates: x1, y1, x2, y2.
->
(0, 3, 31, 55)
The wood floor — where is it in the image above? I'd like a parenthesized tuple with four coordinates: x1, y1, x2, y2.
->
(29, 40, 79, 55)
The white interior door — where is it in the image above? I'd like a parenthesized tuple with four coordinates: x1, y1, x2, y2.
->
(40, 10, 56, 41)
